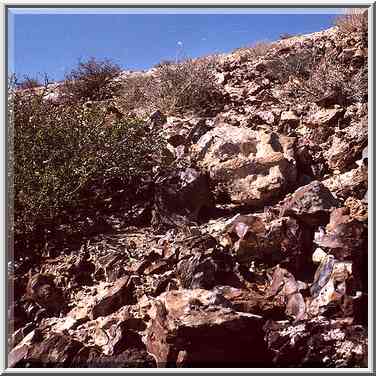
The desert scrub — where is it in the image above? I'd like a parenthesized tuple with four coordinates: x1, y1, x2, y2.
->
(233, 41, 274, 62)
(62, 57, 122, 102)
(334, 9, 368, 34)
(117, 73, 151, 116)
(10, 80, 166, 256)
(119, 56, 221, 115)
(282, 51, 367, 105)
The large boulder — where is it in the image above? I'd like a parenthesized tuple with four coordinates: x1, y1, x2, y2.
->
(324, 120, 368, 171)
(152, 166, 214, 230)
(193, 124, 297, 207)
(9, 330, 84, 367)
(281, 181, 339, 226)
(223, 213, 312, 274)
(145, 289, 271, 367)
(91, 276, 136, 319)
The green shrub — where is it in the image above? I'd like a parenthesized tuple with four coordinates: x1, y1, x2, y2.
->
(9, 79, 166, 255)
(62, 57, 122, 102)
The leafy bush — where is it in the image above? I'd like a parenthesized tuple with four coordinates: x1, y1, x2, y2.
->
(10, 78, 166, 256)
(62, 57, 122, 102)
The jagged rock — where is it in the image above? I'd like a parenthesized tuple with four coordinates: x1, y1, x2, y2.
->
(146, 289, 271, 367)
(213, 286, 272, 315)
(307, 254, 354, 318)
(281, 181, 338, 226)
(92, 252, 132, 283)
(91, 276, 136, 319)
(313, 207, 367, 292)
(315, 87, 345, 108)
(224, 214, 310, 273)
(306, 108, 344, 128)
(264, 318, 368, 367)
(71, 346, 156, 368)
(344, 197, 368, 222)
(314, 207, 365, 259)
(265, 265, 306, 322)
(92, 307, 146, 356)
(9, 330, 84, 367)
(9, 322, 34, 350)
(323, 162, 367, 199)
(152, 166, 213, 230)
(279, 110, 300, 131)
(176, 248, 243, 290)
(9, 23, 369, 369)
(247, 82, 263, 96)
(194, 124, 296, 207)
(25, 273, 67, 315)
(70, 251, 95, 286)
(295, 138, 327, 181)
(324, 121, 367, 171)
(8, 302, 28, 334)
(351, 48, 365, 68)
(253, 110, 275, 125)
(148, 110, 167, 129)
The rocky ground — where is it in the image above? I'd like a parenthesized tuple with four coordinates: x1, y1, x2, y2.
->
(8, 25, 368, 368)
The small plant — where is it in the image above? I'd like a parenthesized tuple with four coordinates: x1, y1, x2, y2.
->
(149, 56, 221, 114)
(335, 9, 368, 34)
(235, 41, 274, 61)
(118, 73, 152, 115)
(153, 59, 175, 68)
(62, 57, 122, 102)
(16, 75, 42, 90)
(280, 32, 296, 40)
(267, 49, 322, 84)
(281, 52, 367, 105)
(119, 57, 221, 115)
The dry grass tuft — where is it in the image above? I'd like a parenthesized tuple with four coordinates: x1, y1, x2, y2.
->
(335, 9, 368, 34)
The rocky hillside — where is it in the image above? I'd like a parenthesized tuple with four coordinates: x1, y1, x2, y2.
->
(9, 21, 368, 368)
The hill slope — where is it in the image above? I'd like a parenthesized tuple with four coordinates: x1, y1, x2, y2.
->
(9, 19, 368, 368)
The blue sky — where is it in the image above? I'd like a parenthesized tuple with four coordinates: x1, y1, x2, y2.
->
(8, 8, 344, 82)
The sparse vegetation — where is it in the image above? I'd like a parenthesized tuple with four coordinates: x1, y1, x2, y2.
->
(119, 57, 221, 115)
(279, 32, 296, 40)
(153, 59, 175, 68)
(234, 41, 274, 61)
(272, 50, 322, 84)
(335, 9, 368, 34)
(62, 57, 122, 102)
(148, 56, 220, 114)
(280, 50, 367, 104)
(16, 75, 42, 90)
